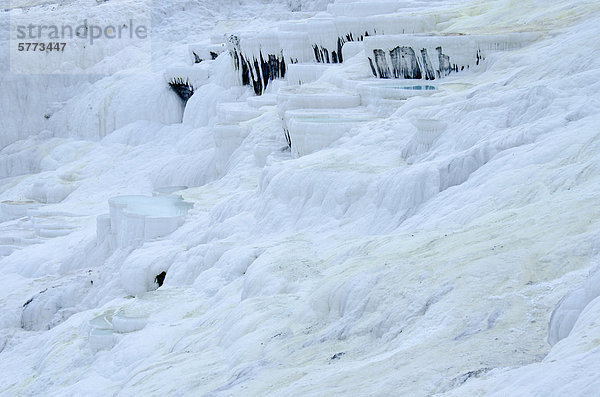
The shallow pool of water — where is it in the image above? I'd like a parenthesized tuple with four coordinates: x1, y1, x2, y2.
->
(393, 85, 437, 90)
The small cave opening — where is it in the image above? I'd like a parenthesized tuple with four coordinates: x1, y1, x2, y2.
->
(155, 271, 166, 288)
(168, 78, 194, 103)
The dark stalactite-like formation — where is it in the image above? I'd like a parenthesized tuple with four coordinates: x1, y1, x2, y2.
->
(390, 46, 422, 79)
(337, 37, 344, 63)
(281, 56, 287, 79)
(436, 46, 452, 77)
(240, 56, 250, 86)
(231, 48, 287, 95)
(312, 45, 320, 62)
(420, 49, 436, 80)
(475, 49, 485, 65)
(252, 58, 262, 95)
(373, 49, 390, 78)
(313, 44, 333, 63)
(283, 128, 291, 148)
(312, 30, 371, 64)
(168, 77, 194, 103)
(368, 57, 377, 76)
(370, 45, 476, 80)
(260, 55, 269, 90)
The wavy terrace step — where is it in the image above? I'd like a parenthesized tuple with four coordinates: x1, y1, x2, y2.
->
(153, 186, 188, 197)
(213, 123, 251, 175)
(356, 81, 439, 105)
(246, 93, 278, 108)
(216, 102, 263, 123)
(285, 63, 330, 85)
(284, 108, 376, 157)
(277, 84, 361, 117)
(0, 200, 41, 221)
(99, 195, 193, 249)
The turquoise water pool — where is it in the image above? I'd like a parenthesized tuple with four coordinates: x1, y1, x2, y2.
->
(393, 85, 437, 90)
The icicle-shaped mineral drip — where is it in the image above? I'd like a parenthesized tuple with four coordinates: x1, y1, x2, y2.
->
(420, 48, 436, 80)
(308, 19, 340, 63)
(373, 49, 391, 78)
(390, 46, 422, 79)
(230, 32, 290, 95)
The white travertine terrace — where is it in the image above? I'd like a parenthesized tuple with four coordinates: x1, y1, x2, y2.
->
(284, 108, 376, 157)
(98, 195, 193, 249)
(2, 0, 599, 395)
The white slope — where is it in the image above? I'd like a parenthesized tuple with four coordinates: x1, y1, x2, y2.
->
(1, 0, 600, 396)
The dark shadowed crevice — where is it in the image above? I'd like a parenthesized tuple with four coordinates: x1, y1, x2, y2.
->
(168, 78, 194, 103)
(155, 271, 166, 288)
